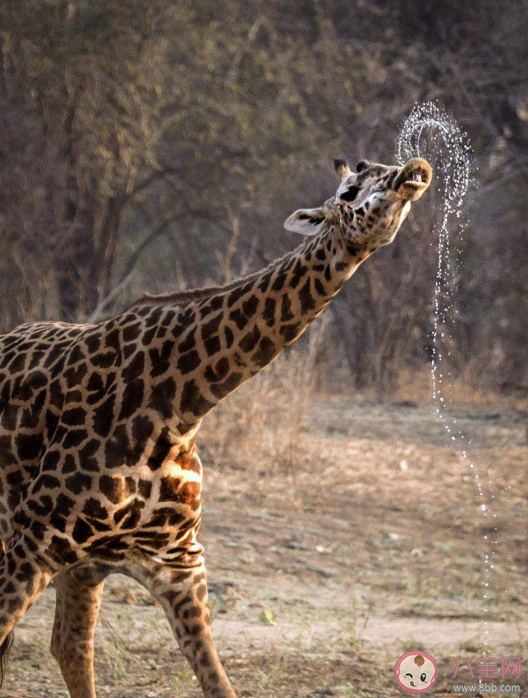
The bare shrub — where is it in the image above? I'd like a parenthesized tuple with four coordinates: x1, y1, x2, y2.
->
(201, 320, 329, 477)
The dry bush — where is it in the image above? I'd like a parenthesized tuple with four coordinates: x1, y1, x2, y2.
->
(201, 321, 328, 477)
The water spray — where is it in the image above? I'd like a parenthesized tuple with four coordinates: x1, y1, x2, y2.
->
(396, 102, 497, 651)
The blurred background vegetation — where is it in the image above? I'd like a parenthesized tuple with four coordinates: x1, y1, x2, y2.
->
(0, 0, 526, 396)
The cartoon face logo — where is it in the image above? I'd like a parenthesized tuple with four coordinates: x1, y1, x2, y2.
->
(395, 651, 438, 693)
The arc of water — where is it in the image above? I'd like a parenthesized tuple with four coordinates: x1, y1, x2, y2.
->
(395, 102, 496, 651)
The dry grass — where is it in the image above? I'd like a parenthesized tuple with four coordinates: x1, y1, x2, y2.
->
(201, 322, 329, 478)
(372, 365, 527, 411)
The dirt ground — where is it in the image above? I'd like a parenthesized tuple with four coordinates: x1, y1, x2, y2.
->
(4, 394, 528, 697)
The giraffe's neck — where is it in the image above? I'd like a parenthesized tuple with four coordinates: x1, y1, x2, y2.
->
(140, 226, 371, 427)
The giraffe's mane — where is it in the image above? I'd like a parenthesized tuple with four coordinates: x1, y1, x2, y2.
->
(127, 242, 307, 311)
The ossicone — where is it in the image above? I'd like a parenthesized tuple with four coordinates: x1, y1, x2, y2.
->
(334, 158, 352, 179)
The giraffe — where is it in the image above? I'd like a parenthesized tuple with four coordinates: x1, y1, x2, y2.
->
(0, 155, 432, 697)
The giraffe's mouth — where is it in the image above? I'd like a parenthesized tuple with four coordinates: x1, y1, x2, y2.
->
(394, 157, 432, 201)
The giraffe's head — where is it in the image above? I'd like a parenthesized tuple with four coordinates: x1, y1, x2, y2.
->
(284, 157, 432, 248)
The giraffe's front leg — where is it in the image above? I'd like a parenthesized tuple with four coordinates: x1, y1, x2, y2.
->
(51, 568, 106, 698)
(132, 560, 237, 698)
(0, 536, 54, 686)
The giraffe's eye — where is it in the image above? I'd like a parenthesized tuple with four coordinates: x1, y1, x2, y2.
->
(405, 674, 413, 679)
(420, 673, 427, 682)
(340, 186, 359, 202)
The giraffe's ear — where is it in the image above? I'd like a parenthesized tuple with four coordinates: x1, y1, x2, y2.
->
(284, 208, 326, 236)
